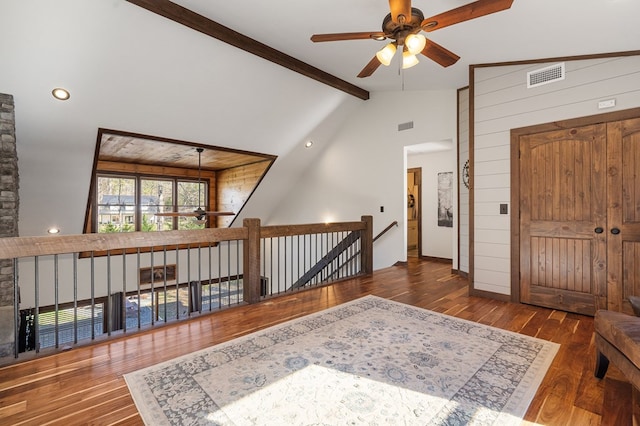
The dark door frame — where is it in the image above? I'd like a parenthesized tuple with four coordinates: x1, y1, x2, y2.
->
(509, 107, 640, 303)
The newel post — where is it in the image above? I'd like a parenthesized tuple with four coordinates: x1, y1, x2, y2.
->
(243, 218, 261, 304)
(361, 215, 373, 274)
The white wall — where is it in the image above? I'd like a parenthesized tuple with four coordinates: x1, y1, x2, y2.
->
(265, 89, 458, 270)
(472, 54, 640, 296)
(0, 1, 360, 238)
(407, 149, 455, 259)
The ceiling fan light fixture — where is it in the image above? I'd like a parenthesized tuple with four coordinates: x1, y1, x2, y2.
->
(402, 50, 419, 69)
(405, 33, 426, 55)
(376, 42, 397, 66)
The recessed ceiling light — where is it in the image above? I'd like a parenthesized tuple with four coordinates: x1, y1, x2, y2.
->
(52, 88, 70, 101)
(305, 140, 313, 148)
(47, 227, 60, 234)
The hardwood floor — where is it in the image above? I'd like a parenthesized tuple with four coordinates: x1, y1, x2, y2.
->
(0, 259, 630, 425)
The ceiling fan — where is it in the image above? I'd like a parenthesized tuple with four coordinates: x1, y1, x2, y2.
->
(155, 148, 235, 222)
(310, 0, 514, 78)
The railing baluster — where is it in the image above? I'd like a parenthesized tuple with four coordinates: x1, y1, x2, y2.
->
(54, 254, 59, 349)
(162, 247, 168, 321)
(73, 254, 78, 344)
(136, 248, 141, 329)
(90, 252, 95, 340)
(236, 240, 240, 304)
(217, 241, 222, 309)
(122, 251, 127, 333)
(106, 251, 112, 336)
(197, 244, 202, 314)
(278, 236, 282, 294)
(13, 258, 19, 358)
(175, 246, 180, 320)
(34, 256, 39, 353)
(150, 248, 155, 326)
(186, 245, 191, 318)
(261, 237, 265, 292)
(207, 243, 212, 312)
(227, 241, 231, 307)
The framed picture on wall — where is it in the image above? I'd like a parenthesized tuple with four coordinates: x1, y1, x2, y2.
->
(437, 172, 453, 227)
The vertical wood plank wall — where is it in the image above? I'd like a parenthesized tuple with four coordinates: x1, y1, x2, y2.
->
(471, 54, 640, 297)
(217, 161, 272, 227)
(458, 88, 470, 274)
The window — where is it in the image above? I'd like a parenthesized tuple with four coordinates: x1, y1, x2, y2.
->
(96, 175, 206, 232)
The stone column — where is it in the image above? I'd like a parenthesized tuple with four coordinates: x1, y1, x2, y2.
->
(0, 93, 19, 358)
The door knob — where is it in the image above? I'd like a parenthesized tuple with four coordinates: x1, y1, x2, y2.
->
(594, 227, 604, 234)
(611, 228, 621, 235)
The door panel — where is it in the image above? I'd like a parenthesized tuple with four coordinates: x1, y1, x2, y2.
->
(520, 125, 607, 315)
(607, 117, 640, 314)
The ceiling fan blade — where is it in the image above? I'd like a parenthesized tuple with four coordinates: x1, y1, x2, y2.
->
(311, 32, 386, 42)
(155, 211, 235, 217)
(389, 0, 412, 24)
(357, 56, 382, 78)
(155, 212, 196, 217)
(420, 40, 460, 67)
(421, 0, 514, 32)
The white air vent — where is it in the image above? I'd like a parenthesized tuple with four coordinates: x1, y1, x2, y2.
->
(527, 63, 565, 88)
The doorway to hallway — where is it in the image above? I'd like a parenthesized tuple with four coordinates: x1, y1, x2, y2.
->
(407, 168, 422, 257)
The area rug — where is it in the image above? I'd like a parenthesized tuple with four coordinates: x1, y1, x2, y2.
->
(124, 295, 559, 425)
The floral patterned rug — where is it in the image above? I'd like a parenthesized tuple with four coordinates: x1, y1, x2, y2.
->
(124, 295, 559, 425)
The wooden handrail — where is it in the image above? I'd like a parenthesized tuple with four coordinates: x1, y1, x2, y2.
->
(260, 221, 366, 239)
(0, 228, 249, 259)
(373, 221, 398, 243)
(0, 220, 371, 260)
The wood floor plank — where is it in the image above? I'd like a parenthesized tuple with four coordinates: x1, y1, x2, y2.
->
(0, 258, 628, 425)
(601, 378, 632, 426)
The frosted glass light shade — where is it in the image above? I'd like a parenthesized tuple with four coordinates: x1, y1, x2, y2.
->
(402, 51, 419, 69)
(405, 33, 426, 55)
(376, 43, 397, 66)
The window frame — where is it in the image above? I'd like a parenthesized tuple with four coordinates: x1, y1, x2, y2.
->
(94, 172, 208, 233)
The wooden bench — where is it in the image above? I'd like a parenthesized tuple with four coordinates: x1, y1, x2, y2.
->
(594, 296, 640, 424)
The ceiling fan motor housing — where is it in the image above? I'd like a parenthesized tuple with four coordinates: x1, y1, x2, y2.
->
(382, 7, 425, 44)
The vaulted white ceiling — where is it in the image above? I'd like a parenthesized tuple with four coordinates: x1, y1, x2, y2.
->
(172, 0, 640, 93)
(1, 0, 639, 236)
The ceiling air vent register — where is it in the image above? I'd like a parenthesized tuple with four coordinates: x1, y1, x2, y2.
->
(398, 121, 414, 132)
(527, 63, 565, 88)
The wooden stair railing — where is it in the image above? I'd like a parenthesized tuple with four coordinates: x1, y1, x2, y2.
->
(374, 220, 398, 243)
(290, 231, 361, 289)
(291, 220, 397, 289)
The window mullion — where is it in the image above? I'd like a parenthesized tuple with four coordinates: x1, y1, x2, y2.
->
(136, 177, 142, 232)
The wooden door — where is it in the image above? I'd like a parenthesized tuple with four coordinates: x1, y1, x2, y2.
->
(519, 124, 608, 315)
(607, 117, 640, 314)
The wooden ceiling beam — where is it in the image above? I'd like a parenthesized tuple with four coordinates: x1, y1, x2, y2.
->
(126, 0, 370, 100)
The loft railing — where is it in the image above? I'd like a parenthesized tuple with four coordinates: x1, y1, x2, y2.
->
(0, 216, 373, 362)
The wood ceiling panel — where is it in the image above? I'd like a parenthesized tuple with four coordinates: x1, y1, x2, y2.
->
(98, 131, 274, 172)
